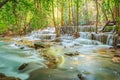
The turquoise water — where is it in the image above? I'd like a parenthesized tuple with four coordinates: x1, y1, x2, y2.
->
(0, 40, 120, 80)
(0, 41, 45, 80)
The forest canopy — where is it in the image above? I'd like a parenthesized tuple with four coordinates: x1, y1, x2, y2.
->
(0, 0, 120, 36)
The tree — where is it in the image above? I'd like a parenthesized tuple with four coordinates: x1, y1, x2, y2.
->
(52, 0, 60, 37)
(95, 0, 98, 33)
(0, 0, 9, 8)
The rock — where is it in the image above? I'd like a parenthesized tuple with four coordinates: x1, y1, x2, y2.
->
(112, 54, 120, 63)
(116, 44, 120, 48)
(0, 73, 21, 80)
(18, 63, 28, 70)
(74, 32, 80, 38)
(0, 73, 6, 78)
(64, 52, 79, 57)
(109, 46, 114, 49)
(114, 54, 120, 57)
(20, 46, 24, 49)
(3, 76, 21, 80)
(77, 73, 84, 80)
(52, 37, 61, 42)
(34, 42, 49, 49)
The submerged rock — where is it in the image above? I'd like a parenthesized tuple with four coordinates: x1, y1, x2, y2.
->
(20, 46, 24, 49)
(64, 52, 79, 57)
(0, 73, 21, 80)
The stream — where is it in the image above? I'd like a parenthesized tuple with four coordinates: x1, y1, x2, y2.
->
(0, 27, 120, 80)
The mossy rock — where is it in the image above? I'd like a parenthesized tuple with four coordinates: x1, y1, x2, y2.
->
(34, 42, 50, 49)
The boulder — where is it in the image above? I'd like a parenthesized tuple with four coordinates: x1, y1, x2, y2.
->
(34, 42, 49, 49)
(77, 73, 84, 80)
(18, 63, 28, 70)
(112, 54, 120, 63)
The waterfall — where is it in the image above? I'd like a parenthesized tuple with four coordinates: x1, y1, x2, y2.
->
(25, 26, 120, 46)
(26, 27, 56, 41)
(106, 34, 114, 45)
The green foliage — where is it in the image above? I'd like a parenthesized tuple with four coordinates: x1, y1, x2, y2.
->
(0, 0, 119, 35)
(104, 26, 118, 32)
(0, 23, 8, 34)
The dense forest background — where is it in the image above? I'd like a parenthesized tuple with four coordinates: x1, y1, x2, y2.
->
(0, 0, 120, 36)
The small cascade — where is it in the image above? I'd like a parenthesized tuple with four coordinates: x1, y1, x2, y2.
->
(59, 26, 96, 34)
(79, 32, 120, 46)
(79, 32, 92, 39)
(106, 34, 114, 45)
(79, 26, 96, 32)
(24, 26, 120, 46)
(26, 27, 56, 41)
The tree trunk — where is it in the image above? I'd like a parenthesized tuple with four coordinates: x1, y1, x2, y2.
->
(61, 1, 64, 26)
(52, 0, 60, 37)
(68, 0, 71, 26)
(95, 0, 98, 33)
(76, 0, 79, 32)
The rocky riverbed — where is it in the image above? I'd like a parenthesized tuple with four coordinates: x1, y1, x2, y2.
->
(0, 27, 120, 80)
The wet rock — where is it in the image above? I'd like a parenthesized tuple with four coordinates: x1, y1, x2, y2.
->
(18, 63, 28, 70)
(64, 52, 79, 57)
(116, 44, 120, 48)
(45, 61, 57, 69)
(42, 55, 59, 69)
(16, 39, 34, 48)
(52, 37, 61, 42)
(109, 46, 114, 49)
(114, 54, 120, 57)
(20, 46, 24, 49)
(112, 55, 120, 63)
(77, 73, 84, 80)
(34, 42, 48, 49)
(74, 32, 80, 38)
(0, 73, 6, 78)
(0, 73, 21, 80)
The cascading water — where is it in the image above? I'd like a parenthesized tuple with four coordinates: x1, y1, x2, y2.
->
(0, 26, 120, 80)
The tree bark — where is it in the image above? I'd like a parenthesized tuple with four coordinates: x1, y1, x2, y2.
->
(95, 0, 98, 33)
(52, 0, 60, 37)
(76, 0, 79, 32)
(61, 1, 64, 26)
(68, 0, 71, 26)
(0, 0, 9, 8)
